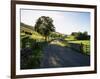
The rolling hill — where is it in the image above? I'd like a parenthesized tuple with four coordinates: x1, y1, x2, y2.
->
(20, 22, 34, 33)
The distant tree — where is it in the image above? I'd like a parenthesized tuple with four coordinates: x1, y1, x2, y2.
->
(71, 31, 90, 40)
(71, 32, 78, 36)
(76, 32, 90, 40)
(83, 31, 88, 35)
(83, 31, 90, 40)
(34, 16, 55, 41)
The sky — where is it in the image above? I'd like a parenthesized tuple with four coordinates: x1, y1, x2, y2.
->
(20, 9, 90, 35)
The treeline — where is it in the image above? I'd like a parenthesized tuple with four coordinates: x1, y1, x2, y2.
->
(71, 31, 90, 40)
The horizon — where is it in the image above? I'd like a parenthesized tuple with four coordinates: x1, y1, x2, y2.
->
(21, 9, 90, 35)
(21, 22, 90, 35)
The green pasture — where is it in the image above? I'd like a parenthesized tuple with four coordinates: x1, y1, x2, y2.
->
(65, 35, 76, 41)
(68, 40, 90, 45)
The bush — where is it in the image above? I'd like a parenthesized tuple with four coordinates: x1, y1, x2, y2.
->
(71, 32, 90, 40)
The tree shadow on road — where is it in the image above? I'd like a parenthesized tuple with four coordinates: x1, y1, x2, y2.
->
(40, 43, 90, 69)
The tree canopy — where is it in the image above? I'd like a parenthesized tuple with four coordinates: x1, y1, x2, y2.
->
(71, 31, 90, 40)
(34, 16, 55, 41)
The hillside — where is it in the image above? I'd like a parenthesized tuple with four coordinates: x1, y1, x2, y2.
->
(20, 22, 44, 41)
(20, 22, 34, 33)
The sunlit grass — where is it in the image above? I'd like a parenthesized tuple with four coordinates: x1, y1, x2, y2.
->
(65, 35, 76, 41)
(68, 40, 90, 45)
(51, 40, 69, 47)
(31, 34, 44, 40)
(21, 31, 45, 41)
(31, 31, 44, 41)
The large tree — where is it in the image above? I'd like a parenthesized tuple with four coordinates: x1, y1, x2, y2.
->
(34, 16, 55, 41)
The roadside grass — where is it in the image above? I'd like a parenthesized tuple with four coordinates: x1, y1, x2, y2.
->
(50, 40, 69, 47)
(68, 40, 90, 45)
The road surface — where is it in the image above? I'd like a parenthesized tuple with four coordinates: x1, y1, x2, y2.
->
(40, 43, 90, 68)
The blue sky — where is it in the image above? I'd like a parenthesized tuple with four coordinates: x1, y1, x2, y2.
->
(21, 9, 90, 35)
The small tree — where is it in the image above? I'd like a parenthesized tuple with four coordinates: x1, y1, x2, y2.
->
(34, 16, 55, 41)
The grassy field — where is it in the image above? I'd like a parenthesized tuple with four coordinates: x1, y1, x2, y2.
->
(68, 40, 90, 45)
(65, 35, 76, 41)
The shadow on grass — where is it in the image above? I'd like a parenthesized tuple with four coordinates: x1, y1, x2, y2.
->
(20, 37, 47, 69)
